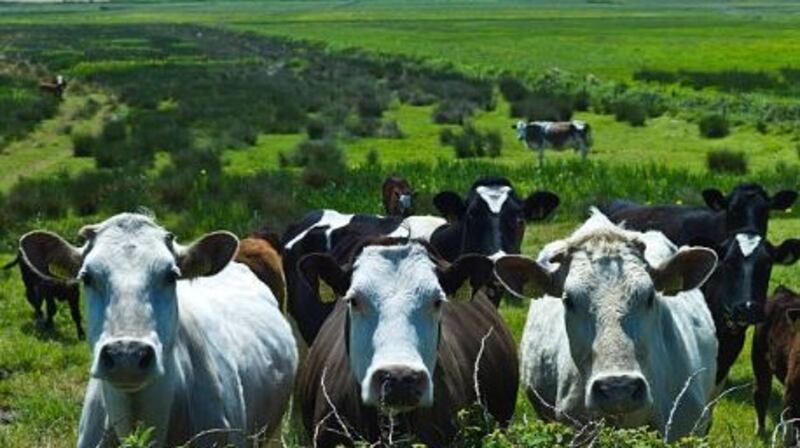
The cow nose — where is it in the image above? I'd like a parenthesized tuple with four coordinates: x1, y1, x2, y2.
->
(732, 301, 764, 324)
(371, 365, 429, 409)
(589, 374, 648, 414)
(97, 340, 156, 388)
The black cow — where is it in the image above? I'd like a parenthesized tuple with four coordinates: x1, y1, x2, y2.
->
(3, 252, 84, 339)
(604, 183, 800, 384)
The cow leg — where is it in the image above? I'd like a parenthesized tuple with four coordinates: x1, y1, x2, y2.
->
(44, 295, 57, 329)
(752, 326, 772, 435)
(68, 295, 85, 340)
(27, 288, 44, 323)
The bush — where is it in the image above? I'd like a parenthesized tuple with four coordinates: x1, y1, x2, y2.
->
(699, 113, 730, 138)
(613, 100, 647, 127)
(707, 149, 747, 174)
(71, 130, 97, 157)
(306, 118, 327, 140)
(510, 94, 573, 122)
(498, 76, 529, 102)
(377, 120, 404, 139)
(485, 130, 503, 158)
(366, 148, 380, 166)
(442, 124, 501, 159)
(439, 128, 456, 146)
(101, 119, 127, 142)
(433, 100, 473, 124)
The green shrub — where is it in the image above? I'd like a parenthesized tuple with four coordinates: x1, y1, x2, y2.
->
(433, 100, 473, 124)
(306, 118, 327, 140)
(366, 148, 380, 166)
(439, 128, 456, 146)
(699, 113, 730, 138)
(498, 76, 529, 102)
(71, 130, 97, 157)
(613, 99, 647, 126)
(485, 130, 503, 158)
(101, 119, 127, 142)
(707, 149, 747, 174)
(377, 120, 404, 139)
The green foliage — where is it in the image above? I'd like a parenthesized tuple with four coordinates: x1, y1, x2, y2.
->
(70, 129, 96, 157)
(699, 113, 730, 138)
(119, 427, 155, 448)
(443, 123, 502, 159)
(707, 149, 748, 175)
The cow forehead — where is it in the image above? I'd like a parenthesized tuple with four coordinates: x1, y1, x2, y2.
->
(85, 214, 174, 268)
(475, 185, 513, 213)
(352, 243, 441, 298)
(735, 233, 763, 258)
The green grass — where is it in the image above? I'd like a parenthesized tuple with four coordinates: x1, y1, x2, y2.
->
(0, 1, 799, 446)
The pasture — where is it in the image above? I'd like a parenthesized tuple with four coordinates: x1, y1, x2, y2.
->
(0, 1, 798, 446)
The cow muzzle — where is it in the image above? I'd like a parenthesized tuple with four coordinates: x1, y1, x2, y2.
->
(729, 301, 765, 326)
(588, 373, 650, 415)
(368, 364, 431, 412)
(94, 339, 157, 390)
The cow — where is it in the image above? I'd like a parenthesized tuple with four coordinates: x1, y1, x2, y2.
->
(297, 238, 518, 447)
(3, 252, 84, 339)
(495, 209, 718, 441)
(282, 210, 448, 346)
(17, 213, 298, 447)
(752, 286, 800, 441)
(382, 175, 414, 217)
(235, 228, 286, 309)
(39, 75, 66, 99)
(430, 177, 560, 305)
(512, 120, 592, 165)
(604, 184, 800, 385)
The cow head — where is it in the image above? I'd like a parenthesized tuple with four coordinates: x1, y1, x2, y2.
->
(702, 184, 797, 235)
(18, 213, 238, 392)
(512, 121, 528, 141)
(496, 211, 716, 422)
(433, 177, 559, 259)
(300, 239, 492, 413)
(382, 175, 414, 218)
(695, 233, 800, 327)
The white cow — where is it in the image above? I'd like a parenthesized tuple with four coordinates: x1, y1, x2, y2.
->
(512, 120, 592, 165)
(19, 213, 298, 447)
(495, 209, 718, 441)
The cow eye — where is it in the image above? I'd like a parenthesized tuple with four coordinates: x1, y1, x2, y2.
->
(346, 295, 360, 310)
(81, 271, 94, 288)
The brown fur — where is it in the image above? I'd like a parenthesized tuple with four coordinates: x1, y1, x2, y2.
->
(297, 240, 518, 447)
(752, 286, 800, 435)
(381, 175, 413, 217)
(235, 231, 285, 309)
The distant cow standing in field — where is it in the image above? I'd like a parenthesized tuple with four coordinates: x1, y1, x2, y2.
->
(235, 229, 286, 309)
(297, 238, 518, 447)
(3, 252, 84, 339)
(39, 75, 66, 99)
(513, 120, 592, 165)
(752, 286, 800, 441)
(382, 175, 414, 217)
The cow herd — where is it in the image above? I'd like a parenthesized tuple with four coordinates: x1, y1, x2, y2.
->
(5, 176, 800, 447)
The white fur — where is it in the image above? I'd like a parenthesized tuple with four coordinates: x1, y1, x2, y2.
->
(284, 209, 354, 250)
(346, 242, 444, 409)
(735, 233, 762, 258)
(476, 185, 512, 213)
(519, 210, 717, 441)
(77, 215, 297, 447)
(389, 215, 447, 241)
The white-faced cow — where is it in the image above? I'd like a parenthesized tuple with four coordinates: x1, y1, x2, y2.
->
(282, 210, 447, 346)
(430, 177, 560, 305)
(604, 184, 800, 385)
(495, 210, 718, 441)
(382, 175, 414, 218)
(19, 213, 298, 447)
(297, 238, 518, 447)
(512, 120, 592, 165)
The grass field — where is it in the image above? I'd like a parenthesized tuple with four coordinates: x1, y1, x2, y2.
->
(0, 1, 799, 446)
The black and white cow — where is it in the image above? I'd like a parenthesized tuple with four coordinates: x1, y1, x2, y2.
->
(604, 183, 800, 385)
(282, 210, 447, 346)
(512, 120, 592, 165)
(430, 177, 560, 305)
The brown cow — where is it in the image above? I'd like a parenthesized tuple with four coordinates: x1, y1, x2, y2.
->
(382, 175, 414, 217)
(753, 285, 800, 441)
(3, 252, 83, 339)
(296, 238, 518, 447)
(39, 75, 66, 99)
(234, 229, 285, 309)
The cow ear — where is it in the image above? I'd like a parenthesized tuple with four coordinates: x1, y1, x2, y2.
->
(299, 253, 351, 302)
(772, 239, 800, 266)
(702, 189, 727, 211)
(176, 231, 239, 279)
(524, 191, 560, 221)
(651, 247, 717, 295)
(437, 254, 493, 300)
(786, 308, 800, 331)
(771, 190, 798, 211)
(494, 255, 557, 300)
(433, 191, 466, 221)
(19, 231, 84, 281)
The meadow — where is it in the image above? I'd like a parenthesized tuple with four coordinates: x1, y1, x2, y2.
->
(0, 1, 799, 446)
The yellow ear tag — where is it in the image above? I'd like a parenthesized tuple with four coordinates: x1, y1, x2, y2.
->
(48, 262, 73, 280)
(318, 283, 338, 304)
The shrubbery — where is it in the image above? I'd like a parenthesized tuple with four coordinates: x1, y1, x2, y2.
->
(707, 149, 747, 174)
(440, 124, 502, 158)
(699, 113, 730, 138)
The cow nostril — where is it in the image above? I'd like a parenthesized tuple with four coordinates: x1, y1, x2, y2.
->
(138, 346, 155, 370)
